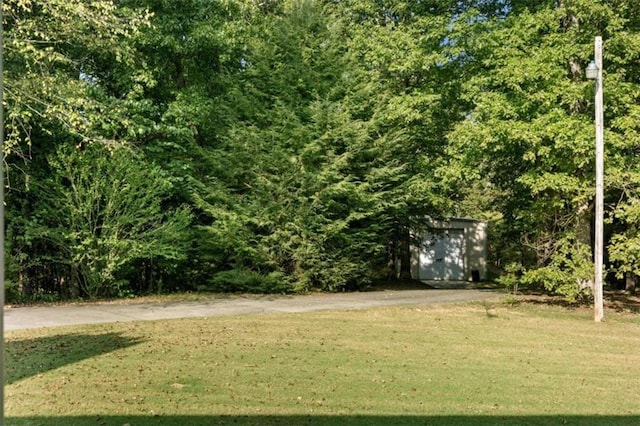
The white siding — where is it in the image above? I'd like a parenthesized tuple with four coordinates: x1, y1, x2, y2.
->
(410, 218, 487, 282)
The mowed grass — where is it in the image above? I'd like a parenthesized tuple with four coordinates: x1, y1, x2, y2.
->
(5, 300, 640, 425)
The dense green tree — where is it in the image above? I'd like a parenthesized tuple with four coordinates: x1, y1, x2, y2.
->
(8, 0, 640, 301)
(3, 0, 151, 153)
(191, 0, 356, 290)
(182, 0, 467, 291)
(443, 0, 640, 299)
(2, 0, 187, 299)
(35, 144, 190, 297)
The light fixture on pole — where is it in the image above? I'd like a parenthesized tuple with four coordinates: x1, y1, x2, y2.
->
(586, 37, 604, 323)
(585, 61, 598, 80)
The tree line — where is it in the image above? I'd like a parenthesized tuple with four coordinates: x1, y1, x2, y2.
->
(5, 0, 640, 301)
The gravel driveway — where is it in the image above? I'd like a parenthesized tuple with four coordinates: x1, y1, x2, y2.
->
(4, 288, 501, 331)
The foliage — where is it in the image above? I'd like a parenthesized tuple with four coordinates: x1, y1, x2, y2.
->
(198, 269, 293, 294)
(496, 262, 523, 295)
(520, 239, 594, 302)
(16, 143, 191, 298)
(3, 0, 151, 154)
(444, 0, 640, 299)
(7, 0, 640, 299)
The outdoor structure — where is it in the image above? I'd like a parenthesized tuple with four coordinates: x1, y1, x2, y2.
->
(410, 218, 487, 282)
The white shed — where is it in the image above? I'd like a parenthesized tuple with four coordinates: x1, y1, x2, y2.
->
(410, 218, 487, 282)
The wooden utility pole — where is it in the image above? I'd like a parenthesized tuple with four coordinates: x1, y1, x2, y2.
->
(593, 36, 605, 322)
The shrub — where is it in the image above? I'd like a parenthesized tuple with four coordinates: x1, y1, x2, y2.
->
(17, 143, 192, 298)
(199, 269, 294, 294)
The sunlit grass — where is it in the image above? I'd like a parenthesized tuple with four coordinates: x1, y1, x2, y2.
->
(5, 301, 640, 424)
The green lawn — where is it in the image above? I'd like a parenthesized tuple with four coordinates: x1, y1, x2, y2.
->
(5, 300, 640, 425)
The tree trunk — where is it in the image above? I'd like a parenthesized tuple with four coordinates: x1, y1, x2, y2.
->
(398, 227, 412, 280)
(576, 202, 594, 292)
(68, 265, 81, 298)
(175, 58, 186, 89)
(18, 270, 32, 297)
(625, 273, 637, 295)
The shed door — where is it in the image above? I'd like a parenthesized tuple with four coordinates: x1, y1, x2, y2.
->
(419, 229, 465, 280)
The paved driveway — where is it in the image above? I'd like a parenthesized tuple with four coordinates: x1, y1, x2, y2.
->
(4, 288, 500, 331)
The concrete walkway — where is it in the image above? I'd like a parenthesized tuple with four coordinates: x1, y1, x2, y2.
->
(4, 288, 500, 331)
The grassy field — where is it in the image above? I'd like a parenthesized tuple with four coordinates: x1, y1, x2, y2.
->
(5, 299, 640, 425)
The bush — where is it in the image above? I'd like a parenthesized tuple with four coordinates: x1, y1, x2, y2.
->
(199, 269, 294, 294)
(497, 262, 524, 295)
(13, 143, 192, 299)
(497, 239, 593, 302)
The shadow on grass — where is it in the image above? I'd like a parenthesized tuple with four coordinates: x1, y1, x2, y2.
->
(517, 290, 640, 313)
(5, 415, 640, 425)
(4, 332, 144, 385)
(605, 291, 640, 313)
